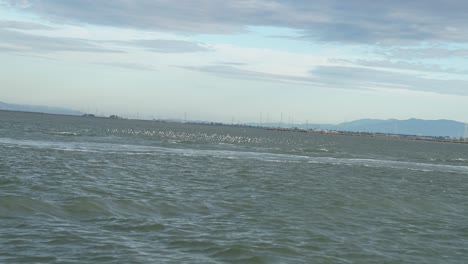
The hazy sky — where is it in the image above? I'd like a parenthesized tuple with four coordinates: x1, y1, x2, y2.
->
(1, 0, 468, 124)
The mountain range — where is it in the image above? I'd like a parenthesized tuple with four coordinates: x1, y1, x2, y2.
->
(252, 118, 467, 138)
(0, 101, 82, 116)
(333, 119, 466, 138)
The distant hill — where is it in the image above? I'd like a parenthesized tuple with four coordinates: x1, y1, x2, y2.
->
(251, 118, 467, 138)
(0, 101, 82, 116)
(334, 119, 466, 138)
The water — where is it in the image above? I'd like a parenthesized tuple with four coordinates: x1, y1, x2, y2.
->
(1, 110, 467, 263)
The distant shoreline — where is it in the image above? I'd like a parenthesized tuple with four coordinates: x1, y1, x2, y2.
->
(1, 109, 467, 145)
(264, 127, 468, 145)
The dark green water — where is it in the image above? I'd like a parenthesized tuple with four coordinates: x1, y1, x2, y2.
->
(1, 111, 467, 263)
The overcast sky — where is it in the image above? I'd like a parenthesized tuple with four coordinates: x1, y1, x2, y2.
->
(1, 0, 468, 123)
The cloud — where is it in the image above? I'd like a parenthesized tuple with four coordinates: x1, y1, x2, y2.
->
(3, 0, 245, 34)
(311, 66, 468, 96)
(178, 64, 324, 86)
(180, 63, 468, 96)
(384, 47, 468, 59)
(124, 39, 212, 53)
(217, 61, 248, 66)
(0, 29, 123, 53)
(93, 62, 155, 71)
(5, 0, 468, 44)
(0, 20, 54, 30)
(331, 59, 468, 75)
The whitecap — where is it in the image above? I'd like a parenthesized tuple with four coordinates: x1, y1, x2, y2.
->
(1, 137, 467, 174)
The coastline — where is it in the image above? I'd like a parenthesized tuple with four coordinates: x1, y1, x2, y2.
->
(1, 109, 467, 145)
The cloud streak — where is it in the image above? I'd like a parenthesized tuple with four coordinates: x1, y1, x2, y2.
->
(0, 20, 54, 30)
(5, 0, 468, 44)
(311, 66, 468, 96)
(330, 59, 468, 75)
(93, 62, 155, 71)
(0, 29, 122, 53)
(178, 64, 326, 87)
(124, 39, 212, 53)
(180, 63, 468, 96)
(384, 47, 468, 59)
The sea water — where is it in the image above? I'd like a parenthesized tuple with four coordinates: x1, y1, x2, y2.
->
(1, 111, 467, 263)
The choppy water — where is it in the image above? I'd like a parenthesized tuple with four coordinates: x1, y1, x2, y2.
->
(1, 111, 467, 263)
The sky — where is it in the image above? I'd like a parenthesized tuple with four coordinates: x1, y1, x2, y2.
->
(1, 0, 468, 124)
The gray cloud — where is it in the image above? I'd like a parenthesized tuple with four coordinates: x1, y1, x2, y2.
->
(5, 0, 468, 44)
(312, 66, 468, 96)
(384, 47, 468, 59)
(127, 39, 212, 53)
(217, 61, 248, 66)
(178, 64, 325, 87)
(0, 29, 122, 53)
(94, 62, 155, 71)
(181, 63, 468, 96)
(0, 20, 54, 30)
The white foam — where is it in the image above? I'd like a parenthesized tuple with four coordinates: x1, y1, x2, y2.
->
(1, 137, 468, 174)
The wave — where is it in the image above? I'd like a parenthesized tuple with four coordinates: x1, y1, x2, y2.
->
(46, 131, 80, 136)
(1, 137, 468, 174)
(0, 195, 58, 218)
